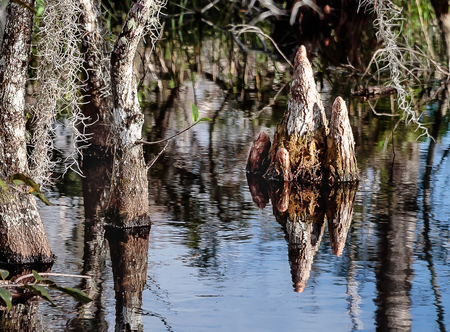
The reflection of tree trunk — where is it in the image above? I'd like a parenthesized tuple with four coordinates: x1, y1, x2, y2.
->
(67, 153, 112, 331)
(106, 226, 150, 332)
(0, 0, 52, 264)
(251, 176, 357, 293)
(246, 173, 269, 209)
(421, 88, 447, 331)
(0, 300, 43, 332)
(107, 1, 154, 227)
(375, 145, 418, 332)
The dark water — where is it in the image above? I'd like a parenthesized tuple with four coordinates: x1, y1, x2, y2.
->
(22, 75, 450, 332)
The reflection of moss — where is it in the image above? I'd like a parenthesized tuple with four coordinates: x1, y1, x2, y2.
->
(287, 186, 322, 224)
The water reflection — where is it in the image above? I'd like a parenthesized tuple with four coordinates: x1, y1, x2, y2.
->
(106, 226, 150, 332)
(67, 152, 111, 331)
(248, 177, 358, 292)
(0, 300, 42, 332)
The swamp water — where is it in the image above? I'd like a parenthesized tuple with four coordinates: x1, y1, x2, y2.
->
(19, 75, 449, 332)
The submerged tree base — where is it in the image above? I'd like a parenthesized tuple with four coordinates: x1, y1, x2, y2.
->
(0, 193, 53, 265)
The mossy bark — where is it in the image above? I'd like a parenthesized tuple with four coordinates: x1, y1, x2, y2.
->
(264, 45, 328, 183)
(0, 0, 53, 264)
(248, 45, 358, 185)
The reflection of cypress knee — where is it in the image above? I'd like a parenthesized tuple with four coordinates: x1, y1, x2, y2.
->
(286, 218, 325, 293)
(326, 186, 358, 257)
(246, 173, 270, 209)
(326, 97, 359, 184)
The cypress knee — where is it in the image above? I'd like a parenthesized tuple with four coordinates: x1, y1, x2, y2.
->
(265, 45, 328, 183)
(326, 97, 359, 184)
(246, 131, 271, 174)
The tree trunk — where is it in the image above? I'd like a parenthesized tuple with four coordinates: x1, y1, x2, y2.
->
(265, 45, 328, 183)
(79, 0, 112, 152)
(0, 0, 52, 264)
(106, 0, 154, 227)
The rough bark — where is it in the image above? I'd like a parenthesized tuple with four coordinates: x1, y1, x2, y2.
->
(247, 46, 358, 186)
(0, 300, 43, 332)
(326, 97, 359, 184)
(106, 0, 154, 227)
(0, 0, 53, 264)
(265, 45, 328, 183)
(79, 0, 112, 152)
(326, 185, 357, 257)
(106, 226, 150, 332)
(246, 131, 271, 174)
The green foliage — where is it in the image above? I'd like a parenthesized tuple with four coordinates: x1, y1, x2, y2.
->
(23, 284, 56, 307)
(0, 270, 92, 310)
(0, 179, 7, 192)
(190, 103, 212, 124)
(0, 288, 12, 311)
(191, 102, 199, 122)
(10, 174, 51, 205)
(0, 270, 9, 281)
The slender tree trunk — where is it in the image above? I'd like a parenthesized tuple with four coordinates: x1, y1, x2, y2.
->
(79, 0, 112, 152)
(106, 0, 155, 227)
(0, 0, 52, 264)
